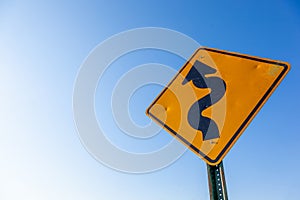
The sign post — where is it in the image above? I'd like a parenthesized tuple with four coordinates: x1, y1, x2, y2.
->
(146, 47, 290, 199)
(207, 161, 228, 200)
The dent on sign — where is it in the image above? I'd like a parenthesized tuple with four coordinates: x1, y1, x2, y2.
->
(146, 47, 290, 165)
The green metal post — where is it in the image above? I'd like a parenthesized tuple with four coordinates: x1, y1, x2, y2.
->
(207, 161, 228, 200)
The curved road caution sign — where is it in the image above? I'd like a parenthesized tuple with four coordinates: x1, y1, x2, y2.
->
(146, 47, 290, 165)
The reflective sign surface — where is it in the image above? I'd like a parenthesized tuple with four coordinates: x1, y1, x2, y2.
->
(146, 47, 290, 165)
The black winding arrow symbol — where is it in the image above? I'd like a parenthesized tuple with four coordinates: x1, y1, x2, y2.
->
(182, 60, 226, 141)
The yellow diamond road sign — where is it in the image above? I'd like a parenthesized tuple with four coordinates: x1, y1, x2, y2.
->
(146, 47, 290, 165)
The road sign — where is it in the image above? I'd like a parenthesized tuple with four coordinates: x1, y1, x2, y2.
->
(146, 47, 290, 165)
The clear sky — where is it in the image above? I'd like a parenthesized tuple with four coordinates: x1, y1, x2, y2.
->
(1, 1, 300, 200)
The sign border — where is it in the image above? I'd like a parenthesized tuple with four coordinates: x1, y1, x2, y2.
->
(146, 47, 290, 165)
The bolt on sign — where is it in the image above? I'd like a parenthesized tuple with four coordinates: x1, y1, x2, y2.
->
(146, 47, 290, 165)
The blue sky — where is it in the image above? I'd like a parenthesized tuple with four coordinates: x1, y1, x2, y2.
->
(1, 1, 300, 199)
